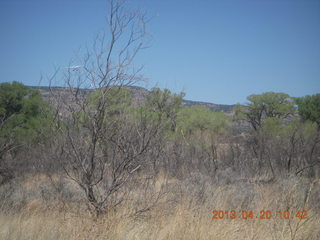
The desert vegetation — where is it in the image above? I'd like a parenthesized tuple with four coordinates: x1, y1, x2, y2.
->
(1, 1, 319, 239)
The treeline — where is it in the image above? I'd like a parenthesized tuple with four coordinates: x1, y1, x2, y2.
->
(0, 81, 319, 216)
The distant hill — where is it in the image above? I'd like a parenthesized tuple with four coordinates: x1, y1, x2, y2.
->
(181, 100, 234, 113)
(30, 86, 235, 114)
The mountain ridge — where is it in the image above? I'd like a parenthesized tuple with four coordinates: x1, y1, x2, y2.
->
(30, 85, 235, 113)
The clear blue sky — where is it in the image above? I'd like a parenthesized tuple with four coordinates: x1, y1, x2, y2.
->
(0, 0, 319, 104)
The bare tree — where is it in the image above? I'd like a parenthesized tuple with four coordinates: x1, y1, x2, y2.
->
(45, 0, 167, 217)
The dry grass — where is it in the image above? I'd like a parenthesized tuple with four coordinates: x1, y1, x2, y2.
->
(0, 174, 319, 240)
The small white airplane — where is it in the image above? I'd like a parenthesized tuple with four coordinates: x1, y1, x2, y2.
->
(65, 65, 82, 70)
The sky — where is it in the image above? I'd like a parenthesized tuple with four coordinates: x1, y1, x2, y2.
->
(0, 0, 319, 104)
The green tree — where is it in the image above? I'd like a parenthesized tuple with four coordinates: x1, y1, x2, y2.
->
(234, 92, 296, 176)
(177, 106, 230, 135)
(0, 82, 52, 143)
(0, 81, 52, 182)
(296, 94, 320, 129)
(236, 92, 295, 131)
(144, 88, 185, 132)
(295, 94, 320, 176)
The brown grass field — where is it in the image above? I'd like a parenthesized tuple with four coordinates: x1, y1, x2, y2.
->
(0, 173, 319, 240)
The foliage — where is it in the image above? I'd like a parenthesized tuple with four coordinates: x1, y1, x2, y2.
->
(74, 87, 133, 131)
(144, 88, 185, 132)
(236, 92, 295, 131)
(177, 106, 230, 135)
(87, 87, 132, 117)
(0, 82, 53, 184)
(0, 81, 52, 146)
(296, 94, 320, 128)
(261, 118, 317, 140)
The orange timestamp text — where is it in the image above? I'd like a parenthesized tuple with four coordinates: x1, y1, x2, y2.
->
(211, 210, 308, 220)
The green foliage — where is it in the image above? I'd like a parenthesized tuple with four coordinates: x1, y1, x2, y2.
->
(144, 88, 185, 131)
(296, 94, 320, 128)
(260, 117, 283, 136)
(248, 92, 295, 118)
(260, 117, 317, 141)
(75, 87, 132, 130)
(177, 106, 230, 135)
(146, 88, 184, 117)
(233, 103, 246, 121)
(87, 87, 131, 116)
(0, 82, 53, 145)
(239, 92, 295, 130)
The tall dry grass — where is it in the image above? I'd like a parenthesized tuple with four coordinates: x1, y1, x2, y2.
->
(0, 173, 319, 240)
